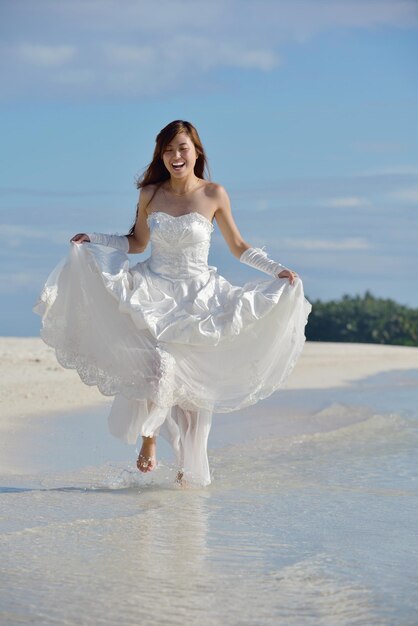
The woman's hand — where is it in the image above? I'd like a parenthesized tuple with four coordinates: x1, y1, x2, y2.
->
(71, 233, 90, 243)
(278, 269, 298, 285)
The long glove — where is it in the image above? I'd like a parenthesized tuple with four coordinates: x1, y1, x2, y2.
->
(87, 232, 130, 253)
(239, 246, 289, 278)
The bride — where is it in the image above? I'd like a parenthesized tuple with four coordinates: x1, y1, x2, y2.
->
(35, 119, 312, 486)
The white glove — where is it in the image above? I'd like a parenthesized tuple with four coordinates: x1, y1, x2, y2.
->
(87, 232, 130, 253)
(240, 246, 289, 278)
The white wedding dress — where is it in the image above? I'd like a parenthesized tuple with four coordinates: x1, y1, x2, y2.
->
(34, 211, 312, 485)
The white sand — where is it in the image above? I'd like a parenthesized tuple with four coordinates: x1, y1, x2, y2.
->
(0, 337, 107, 427)
(1, 337, 417, 429)
(284, 340, 418, 389)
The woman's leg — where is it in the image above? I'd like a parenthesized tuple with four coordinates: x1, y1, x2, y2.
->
(136, 399, 163, 472)
(107, 394, 172, 473)
(108, 395, 213, 483)
(137, 435, 157, 472)
(174, 405, 213, 486)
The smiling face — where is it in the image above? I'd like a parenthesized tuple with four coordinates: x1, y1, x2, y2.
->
(162, 132, 198, 178)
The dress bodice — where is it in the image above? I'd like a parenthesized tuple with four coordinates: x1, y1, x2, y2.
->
(146, 211, 215, 278)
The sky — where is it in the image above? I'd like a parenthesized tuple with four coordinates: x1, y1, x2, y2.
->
(0, 0, 417, 336)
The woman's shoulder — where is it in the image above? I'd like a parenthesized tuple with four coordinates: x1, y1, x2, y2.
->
(201, 180, 228, 198)
(140, 182, 160, 197)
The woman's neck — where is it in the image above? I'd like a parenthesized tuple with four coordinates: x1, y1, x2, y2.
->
(168, 175, 201, 196)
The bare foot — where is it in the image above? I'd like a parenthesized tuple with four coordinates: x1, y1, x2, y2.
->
(137, 436, 157, 473)
(175, 470, 190, 488)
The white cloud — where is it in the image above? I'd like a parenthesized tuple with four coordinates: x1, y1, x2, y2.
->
(105, 44, 156, 65)
(16, 43, 76, 67)
(389, 185, 418, 204)
(0, 270, 41, 291)
(0, 224, 69, 246)
(352, 141, 405, 154)
(166, 36, 280, 71)
(322, 196, 371, 209)
(0, 270, 38, 292)
(283, 237, 371, 250)
(31, 0, 418, 37)
(1, 0, 416, 99)
(363, 165, 418, 176)
(44, 0, 224, 34)
(104, 38, 279, 73)
(52, 68, 95, 87)
(233, 169, 418, 212)
(214, 45, 279, 71)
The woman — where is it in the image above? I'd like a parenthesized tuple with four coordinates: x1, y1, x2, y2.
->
(34, 119, 312, 486)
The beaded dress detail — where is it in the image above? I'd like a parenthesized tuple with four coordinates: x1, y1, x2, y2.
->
(34, 210, 312, 485)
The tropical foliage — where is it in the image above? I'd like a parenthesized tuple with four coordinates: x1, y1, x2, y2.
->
(305, 291, 418, 346)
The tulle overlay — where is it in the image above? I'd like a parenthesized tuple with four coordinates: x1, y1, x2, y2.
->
(34, 211, 312, 485)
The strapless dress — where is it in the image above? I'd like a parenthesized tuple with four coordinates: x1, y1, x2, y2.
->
(34, 210, 312, 485)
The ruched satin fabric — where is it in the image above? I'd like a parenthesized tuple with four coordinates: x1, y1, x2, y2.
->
(34, 211, 312, 485)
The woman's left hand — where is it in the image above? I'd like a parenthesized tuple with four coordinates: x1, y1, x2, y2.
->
(278, 269, 298, 285)
(71, 233, 90, 243)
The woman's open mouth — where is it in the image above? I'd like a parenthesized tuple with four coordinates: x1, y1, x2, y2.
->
(172, 162, 185, 171)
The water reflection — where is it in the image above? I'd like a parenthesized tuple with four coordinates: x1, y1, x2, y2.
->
(1, 382, 418, 625)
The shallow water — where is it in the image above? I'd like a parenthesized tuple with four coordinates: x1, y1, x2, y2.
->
(1, 369, 418, 625)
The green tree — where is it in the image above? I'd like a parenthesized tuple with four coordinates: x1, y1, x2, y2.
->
(305, 291, 418, 346)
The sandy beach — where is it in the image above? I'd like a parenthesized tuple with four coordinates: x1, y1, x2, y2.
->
(1, 336, 417, 426)
(1, 337, 418, 626)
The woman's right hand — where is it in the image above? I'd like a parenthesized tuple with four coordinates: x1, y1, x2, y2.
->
(70, 233, 90, 243)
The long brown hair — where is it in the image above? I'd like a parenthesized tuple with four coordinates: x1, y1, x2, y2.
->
(128, 120, 211, 235)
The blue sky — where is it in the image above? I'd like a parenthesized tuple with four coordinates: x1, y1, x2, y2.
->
(0, 0, 417, 336)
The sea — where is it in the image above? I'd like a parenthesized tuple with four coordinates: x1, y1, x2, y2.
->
(1, 367, 417, 626)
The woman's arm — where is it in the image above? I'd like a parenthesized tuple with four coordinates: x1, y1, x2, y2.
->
(213, 185, 298, 285)
(128, 186, 152, 253)
(213, 185, 251, 258)
(70, 232, 129, 251)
